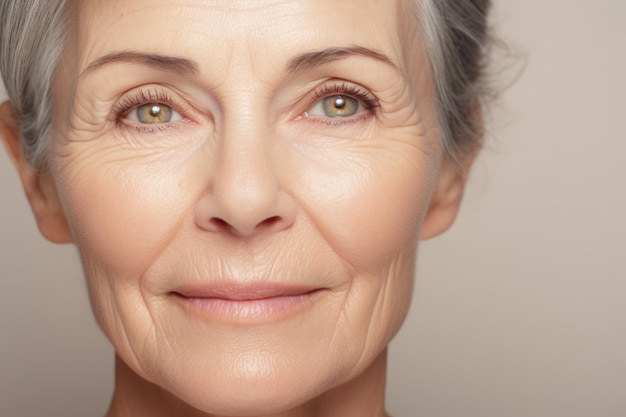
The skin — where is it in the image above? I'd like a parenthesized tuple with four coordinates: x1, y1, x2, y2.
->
(0, 0, 476, 416)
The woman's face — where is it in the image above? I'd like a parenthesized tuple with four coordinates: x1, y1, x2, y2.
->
(31, 0, 462, 413)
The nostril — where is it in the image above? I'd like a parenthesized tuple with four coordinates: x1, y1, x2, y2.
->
(253, 216, 289, 235)
(208, 217, 232, 233)
(259, 216, 281, 230)
(205, 216, 286, 236)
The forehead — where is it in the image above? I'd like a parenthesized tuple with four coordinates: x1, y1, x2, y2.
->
(72, 0, 418, 76)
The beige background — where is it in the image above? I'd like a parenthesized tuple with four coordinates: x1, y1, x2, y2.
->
(1, 1, 624, 416)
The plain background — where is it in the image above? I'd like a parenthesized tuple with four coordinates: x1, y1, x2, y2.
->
(1, 1, 624, 416)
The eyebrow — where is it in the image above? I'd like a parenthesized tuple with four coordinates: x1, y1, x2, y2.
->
(79, 46, 396, 79)
(286, 46, 397, 74)
(80, 51, 200, 78)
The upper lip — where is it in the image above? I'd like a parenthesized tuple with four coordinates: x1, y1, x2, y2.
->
(171, 282, 321, 301)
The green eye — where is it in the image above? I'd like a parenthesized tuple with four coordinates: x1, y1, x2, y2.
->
(134, 103, 174, 124)
(319, 95, 361, 118)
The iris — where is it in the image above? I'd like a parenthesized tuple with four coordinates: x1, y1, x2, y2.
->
(135, 103, 173, 124)
(321, 95, 360, 117)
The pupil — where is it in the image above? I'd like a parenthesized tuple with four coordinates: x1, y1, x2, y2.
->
(334, 97, 346, 109)
(150, 105, 161, 117)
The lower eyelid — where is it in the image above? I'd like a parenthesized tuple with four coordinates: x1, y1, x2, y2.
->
(302, 112, 373, 128)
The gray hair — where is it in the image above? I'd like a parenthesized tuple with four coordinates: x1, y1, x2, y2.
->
(0, 0, 491, 169)
(0, 0, 69, 167)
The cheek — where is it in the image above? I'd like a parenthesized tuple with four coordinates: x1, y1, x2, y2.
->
(53, 154, 198, 279)
(277, 134, 439, 369)
(50, 148, 209, 360)
(297, 142, 438, 273)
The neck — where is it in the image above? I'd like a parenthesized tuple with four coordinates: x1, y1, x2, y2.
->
(105, 350, 390, 417)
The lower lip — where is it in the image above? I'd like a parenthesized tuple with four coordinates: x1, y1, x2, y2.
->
(170, 290, 323, 324)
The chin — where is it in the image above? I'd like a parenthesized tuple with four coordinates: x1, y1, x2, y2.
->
(159, 363, 336, 416)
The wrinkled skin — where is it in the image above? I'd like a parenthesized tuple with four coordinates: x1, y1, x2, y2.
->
(0, 0, 474, 416)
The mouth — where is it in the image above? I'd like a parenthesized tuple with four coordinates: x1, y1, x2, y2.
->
(169, 283, 325, 324)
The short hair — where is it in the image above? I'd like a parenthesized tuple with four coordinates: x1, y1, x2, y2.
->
(0, 0, 492, 168)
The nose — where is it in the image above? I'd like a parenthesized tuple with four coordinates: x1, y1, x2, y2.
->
(194, 133, 296, 238)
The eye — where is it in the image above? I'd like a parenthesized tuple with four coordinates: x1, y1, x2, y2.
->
(127, 103, 183, 124)
(307, 95, 363, 118)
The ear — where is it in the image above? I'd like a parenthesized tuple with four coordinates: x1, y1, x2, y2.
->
(0, 101, 73, 243)
(421, 99, 484, 240)
(420, 154, 475, 240)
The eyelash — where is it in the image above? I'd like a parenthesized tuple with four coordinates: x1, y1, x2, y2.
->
(111, 81, 379, 133)
(111, 88, 180, 133)
(312, 82, 379, 110)
(307, 82, 379, 124)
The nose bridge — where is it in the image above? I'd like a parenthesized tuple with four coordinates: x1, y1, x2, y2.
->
(218, 125, 277, 209)
(196, 97, 293, 237)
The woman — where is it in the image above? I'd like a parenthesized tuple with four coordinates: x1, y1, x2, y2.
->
(0, 0, 491, 416)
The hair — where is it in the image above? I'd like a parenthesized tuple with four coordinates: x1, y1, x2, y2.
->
(414, 0, 492, 165)
(0, 0, 69, 167)
(0, 0, 492, 169)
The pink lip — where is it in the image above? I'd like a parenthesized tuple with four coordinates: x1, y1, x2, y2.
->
(173, 283, 319, 300)
(170, 283, 324, 323)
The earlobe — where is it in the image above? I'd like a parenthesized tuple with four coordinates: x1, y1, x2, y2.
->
(0, 101, 73, 244)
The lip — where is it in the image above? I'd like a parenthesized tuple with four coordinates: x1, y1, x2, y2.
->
(170, 283, 325, 324)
